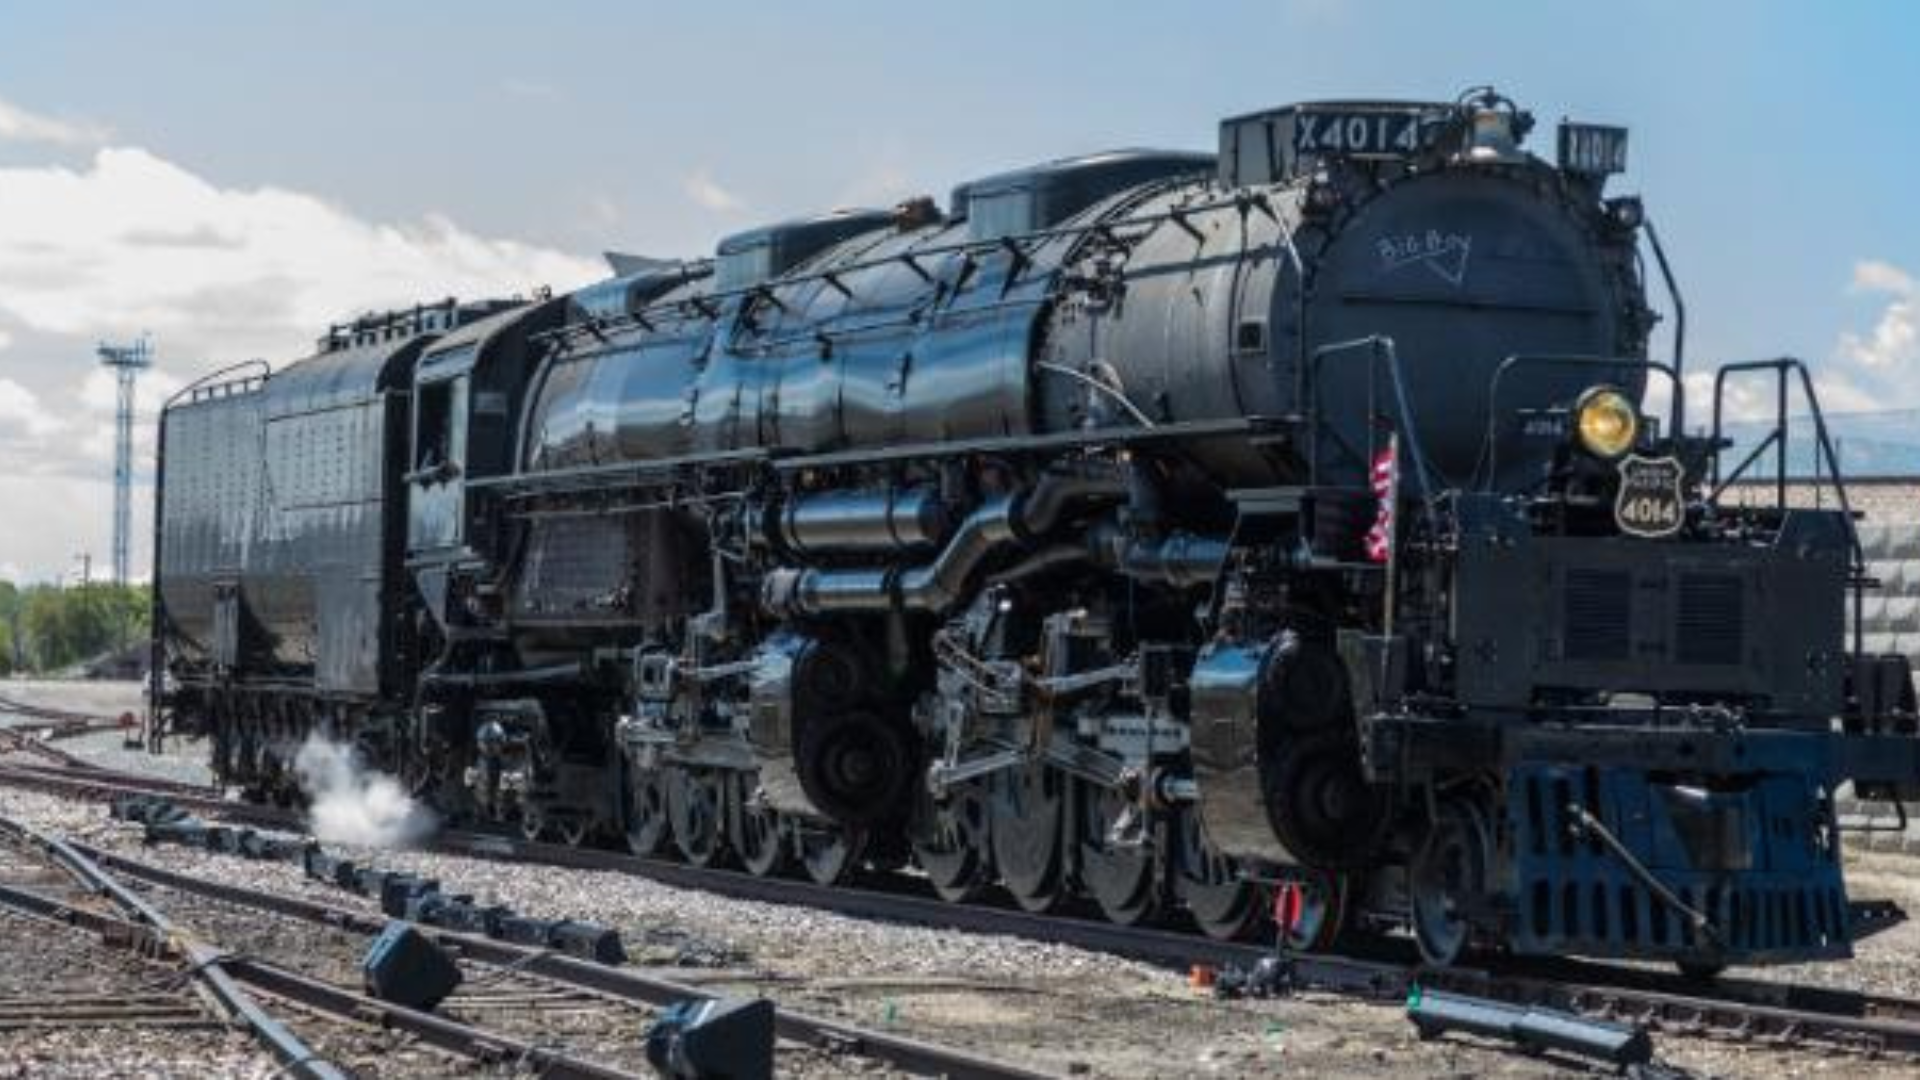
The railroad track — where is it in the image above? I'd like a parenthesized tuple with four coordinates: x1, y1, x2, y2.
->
(0, 691, 134, 772)
(0, 813, 348, 1079)
(0, 756, 222, 798)
(0, 836, 221, 1037)
(6, 758, 1920, 1062)
(0, 728, 97, 771)
(0, 690, 125, 731)
(0, 807, 1052, 1076)
(0, 810, 1050, 1079)
(74, 840, 1056, 1079)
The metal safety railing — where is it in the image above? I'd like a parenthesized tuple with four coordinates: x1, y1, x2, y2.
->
(1708, 357, 1866, 652)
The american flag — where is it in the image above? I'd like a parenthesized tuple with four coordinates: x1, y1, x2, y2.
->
(1364, 438, 1397, 564)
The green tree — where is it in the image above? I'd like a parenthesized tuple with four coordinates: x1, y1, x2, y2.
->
(15, 582, 150, 673)
(0, 581, 18, 675)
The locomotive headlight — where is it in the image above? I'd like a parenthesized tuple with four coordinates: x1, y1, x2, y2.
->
(1573, 386, 1639, 460)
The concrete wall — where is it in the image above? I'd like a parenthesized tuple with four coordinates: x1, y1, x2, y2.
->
(1720, 477, 1919, 522)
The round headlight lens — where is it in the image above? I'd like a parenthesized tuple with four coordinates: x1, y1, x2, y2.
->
(1574, 387, 1639, 459)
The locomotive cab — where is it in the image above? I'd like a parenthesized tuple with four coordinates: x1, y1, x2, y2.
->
(409, 363, 468, 552)
(405, 297, 564, 564)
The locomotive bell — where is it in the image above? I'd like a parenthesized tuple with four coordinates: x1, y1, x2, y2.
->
(1463, 103, 1527, 164)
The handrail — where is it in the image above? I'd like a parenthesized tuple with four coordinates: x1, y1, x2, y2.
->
(1708, 357, 1864, 654)
(1642, 217, 1686, 419)
(1306, 335, 1437, 504)
(1709, 358, 1857, 538)
(536, 181, 1270, 350)
(163, 357, 271, 412)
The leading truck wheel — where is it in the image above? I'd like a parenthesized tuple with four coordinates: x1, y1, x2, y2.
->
(1261, 728, 1390, 870)
(1410, 799, 1491, 967)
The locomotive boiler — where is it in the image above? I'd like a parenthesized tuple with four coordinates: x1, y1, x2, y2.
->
(155, 88, 1920, 973)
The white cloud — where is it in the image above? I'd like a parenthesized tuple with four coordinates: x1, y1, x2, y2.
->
(1674, 261, 1919, 428)
(1808, 259, 1920, 414)
(0, 97, 109, 146)
(0, 377, 63, 440)
(0, 146, 601, 361)
(0, 112, 606, 582)
(0, 473, 127, 585)
(1836, 260, 1917, 376)
(1852, 260, 1915, 297)
(683, 168, 745, 213)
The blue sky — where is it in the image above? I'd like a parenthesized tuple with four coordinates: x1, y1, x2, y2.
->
(0, 0, 1913, 579)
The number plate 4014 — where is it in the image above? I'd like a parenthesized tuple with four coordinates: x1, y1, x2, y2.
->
(1614, 454, 1685, 538)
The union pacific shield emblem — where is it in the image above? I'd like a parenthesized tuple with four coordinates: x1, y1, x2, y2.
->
(1614, 454, 1685, 538)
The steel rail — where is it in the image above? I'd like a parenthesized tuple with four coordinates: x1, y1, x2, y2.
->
(0, 692, 121, 727)
(0, 762, 283, 816)
(0, 815, 347, 1080)
(0, 728, 98, 770)
(220, 959, 635, 1080)
(78, 841, 1058, 1080)
(0, 872, 631, 1080)
(0, 760, 229, 802)
(11, 762, 1920, 1060)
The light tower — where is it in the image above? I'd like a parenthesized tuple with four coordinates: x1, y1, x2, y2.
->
(96, 337, 151, 585)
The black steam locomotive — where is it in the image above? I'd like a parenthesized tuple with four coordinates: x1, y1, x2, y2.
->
(154, 89, 1920, 972)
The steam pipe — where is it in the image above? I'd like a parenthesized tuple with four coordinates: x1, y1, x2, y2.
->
(896, 494, 1020, 610)
(762, 467, 1126, 617)
(1013, 466, 1130, 539)
(1086, 524, 1229, 587)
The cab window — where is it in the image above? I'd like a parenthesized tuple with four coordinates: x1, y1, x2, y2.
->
(414, 377, 468, 477)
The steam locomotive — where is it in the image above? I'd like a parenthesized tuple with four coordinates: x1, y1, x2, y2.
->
(154, 89, 1920, 972)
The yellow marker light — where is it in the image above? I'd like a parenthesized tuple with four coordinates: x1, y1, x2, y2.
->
(1574, 386, 1639, 460)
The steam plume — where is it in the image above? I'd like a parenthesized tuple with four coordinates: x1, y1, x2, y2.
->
(292, 735, 437, 848)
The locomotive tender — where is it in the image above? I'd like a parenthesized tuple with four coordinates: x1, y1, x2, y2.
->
(155, 89, 1920, 971)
